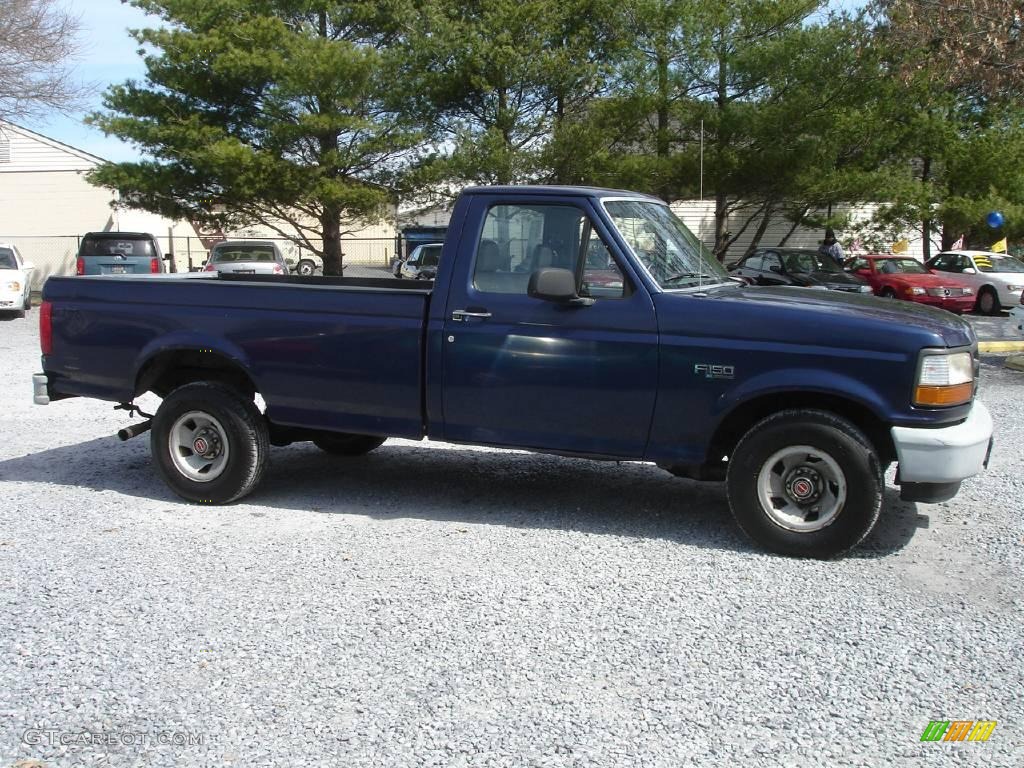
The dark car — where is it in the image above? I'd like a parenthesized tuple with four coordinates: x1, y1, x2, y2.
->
(76, 232, 166, 275)
(729, 248, 872, 293)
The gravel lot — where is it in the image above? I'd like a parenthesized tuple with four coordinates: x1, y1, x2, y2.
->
(1, 310, 1022, 768)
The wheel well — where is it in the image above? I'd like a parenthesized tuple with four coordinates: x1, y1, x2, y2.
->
(136, 350, 258, 399)
(708, 392, 896, 467)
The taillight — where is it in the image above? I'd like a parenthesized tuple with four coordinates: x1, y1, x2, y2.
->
(150, 258, 160, 273)
(76, 257, 84, 275)
(204, 262, 217, 272)
(273, 263, 284, 275)
(39, 300, 53, 355)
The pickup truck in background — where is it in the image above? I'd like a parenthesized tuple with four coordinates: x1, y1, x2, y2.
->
(33, 186, 993, 558)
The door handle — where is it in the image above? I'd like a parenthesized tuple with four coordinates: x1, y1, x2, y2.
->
(451, 309, 492, 321)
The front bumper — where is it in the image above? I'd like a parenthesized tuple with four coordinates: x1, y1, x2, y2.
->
(911, 295, 975, 312)
(891, 400, 993, 485)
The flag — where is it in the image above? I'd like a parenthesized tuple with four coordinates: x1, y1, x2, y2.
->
(991, 237, 1007, 253)
(892, 239, 909, 254)
(950, 234, 965, 250)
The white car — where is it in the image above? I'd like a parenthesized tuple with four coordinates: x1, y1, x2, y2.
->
(0, 243, 35, 317)
(203, 240, 288, 275)
(927, 250, 1024, 315)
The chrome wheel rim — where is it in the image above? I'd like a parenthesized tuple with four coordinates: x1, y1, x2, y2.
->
(756, 445, 847, 532)
(168, 410, 230, 482)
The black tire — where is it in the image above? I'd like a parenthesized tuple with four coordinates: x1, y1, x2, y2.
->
(297, 259, 317, 276)
(725, 409, 883, 558)
(151, 382, 269, 504)
(976, 287, 1000, 315)
(313, 432, 386, 456)
(880, 287, 897, 299)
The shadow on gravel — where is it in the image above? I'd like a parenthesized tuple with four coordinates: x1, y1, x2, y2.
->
(0, 435, 920, 557)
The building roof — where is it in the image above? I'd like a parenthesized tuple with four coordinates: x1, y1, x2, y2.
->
(0, 120, 107, 165)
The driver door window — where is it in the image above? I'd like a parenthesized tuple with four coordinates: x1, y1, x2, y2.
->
(472, 204, 626, 299)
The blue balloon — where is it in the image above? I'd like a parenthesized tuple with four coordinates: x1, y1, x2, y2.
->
(986, 211, 1004, 228)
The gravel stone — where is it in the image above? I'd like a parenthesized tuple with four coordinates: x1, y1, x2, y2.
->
(0, 312, 1022, 767)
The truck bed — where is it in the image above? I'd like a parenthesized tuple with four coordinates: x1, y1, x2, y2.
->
(42, 274, 433, 439)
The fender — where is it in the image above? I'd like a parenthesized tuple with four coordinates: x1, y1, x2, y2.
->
(132, 330, 261, 394)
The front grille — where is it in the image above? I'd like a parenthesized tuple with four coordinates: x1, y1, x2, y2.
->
(926, 287, 963, 297)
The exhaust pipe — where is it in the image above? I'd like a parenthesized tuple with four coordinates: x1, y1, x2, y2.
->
(118, 419, 152, 441)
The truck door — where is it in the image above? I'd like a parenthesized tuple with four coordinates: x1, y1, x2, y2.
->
(441, 198, 659, 458)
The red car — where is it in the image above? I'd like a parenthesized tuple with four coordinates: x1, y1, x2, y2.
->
(847, 255, 976, 313)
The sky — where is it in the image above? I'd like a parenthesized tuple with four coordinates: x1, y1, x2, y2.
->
(31, 0, 868, 163)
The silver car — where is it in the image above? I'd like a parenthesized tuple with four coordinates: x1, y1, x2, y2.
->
(927, 250, 1024, 314)
(204, 240, 288, 275)
(399, 243, 442, 280)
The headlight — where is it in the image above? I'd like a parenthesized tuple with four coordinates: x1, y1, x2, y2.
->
(962, 287, 973, 295)
(6, 281, 20, 292)
(1006, 284, 1023, 292)
(914, 350, 974, 407)
(858, 284, 873, 293)
(906, 286, 926, 295)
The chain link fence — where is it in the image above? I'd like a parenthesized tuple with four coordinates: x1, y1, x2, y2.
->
(14, 235, 400, 290)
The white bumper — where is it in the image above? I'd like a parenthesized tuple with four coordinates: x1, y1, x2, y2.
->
(0, 287, 25, 310)
(1010, 305, 1024, 336)
(891, 401, 993, 483)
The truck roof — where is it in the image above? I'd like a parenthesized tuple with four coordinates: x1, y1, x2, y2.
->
(462, 185, 664, 202)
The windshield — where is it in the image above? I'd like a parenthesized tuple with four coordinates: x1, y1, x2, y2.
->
(877, 258, 929, 275)
(0, 248, 16, 269)
(973, 254, 1024, 273)
(603, 200, 730, 288)
(212, 245, 277, 262)
(415, 245, 441, 267)
(783, 250, 841, 274)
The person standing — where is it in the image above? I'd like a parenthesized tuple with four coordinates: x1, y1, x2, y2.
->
(819, 228, 845, 266)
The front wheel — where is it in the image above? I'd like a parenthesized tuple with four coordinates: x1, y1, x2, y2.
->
(296, 259, 317, 276)
(726, 410, 882, 558)
(880, 287, 897, 299)
(151, 382, 269, 504)
(313, 432, 386, 456)
(976, 288, 1000, 315)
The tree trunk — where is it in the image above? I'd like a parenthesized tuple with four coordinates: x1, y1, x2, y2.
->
(920, 156, 932, 261)
(320, 206, 343, 276)
(714, 190, 729, 261)
(778, 207, 809, 247)
(712, 38, 729, 261)
(743, 203, 774, 258)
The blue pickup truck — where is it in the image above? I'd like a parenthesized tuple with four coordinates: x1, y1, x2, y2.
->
(33, 186, 993, 558)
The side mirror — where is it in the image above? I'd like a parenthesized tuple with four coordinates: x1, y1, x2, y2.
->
(528, 268, 593, 306)
(962, 267, 976, 274)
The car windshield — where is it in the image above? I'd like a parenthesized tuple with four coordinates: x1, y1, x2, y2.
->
(877, 258, 929, 275)
(212, 245, 277, 262)
(418, 246, 441, 267)
(973, 254, 1024, 273)
(603, 200, 730, 289)
(783, 250, 841, 274)
(0, 248, 16, 269)
(79, 236, 154, 257)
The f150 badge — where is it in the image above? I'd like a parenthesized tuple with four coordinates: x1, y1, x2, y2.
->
(694, 363, 735, 380)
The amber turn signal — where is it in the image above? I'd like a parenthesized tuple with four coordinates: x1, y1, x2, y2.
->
(914, 382, 973, 407)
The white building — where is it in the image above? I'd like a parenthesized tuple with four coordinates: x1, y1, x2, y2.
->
(0, 121, 207, 287)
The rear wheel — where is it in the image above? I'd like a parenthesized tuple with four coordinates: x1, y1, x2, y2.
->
(726, 410, 883, 558)
(313, 432, 386, 456)
(977, 287, 1000, 315)
(151, 382, 269, 503)
(880, 287, 897, 299)
(297, 259, 317, 276)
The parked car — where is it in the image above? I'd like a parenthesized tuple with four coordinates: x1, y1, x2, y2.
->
(76, 232, 165, 275)
(847, 255, 975, 313)
(399, 243, 443, 280)
(0, 243, 35, 317)
(729, 248, 872, 293)
(34, 185, 993, 559)
(925, 250, 1024, 315)
(204, 240, 288, 275)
